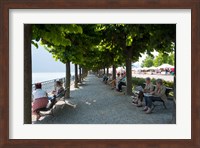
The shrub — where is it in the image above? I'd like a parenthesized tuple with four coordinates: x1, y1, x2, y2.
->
(132, 77, 174, 88)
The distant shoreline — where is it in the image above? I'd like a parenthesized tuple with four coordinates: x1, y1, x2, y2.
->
(32, 72, 75, 83)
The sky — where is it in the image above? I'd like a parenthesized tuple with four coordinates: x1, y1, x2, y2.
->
(132, 50, 159, 68)
(32, 44, 158, 72)
(32, 45, 75, 73)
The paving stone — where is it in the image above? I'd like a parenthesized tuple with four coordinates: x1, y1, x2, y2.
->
(35, 75, 175, 124)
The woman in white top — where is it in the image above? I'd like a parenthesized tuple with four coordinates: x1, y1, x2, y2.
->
(32, 83, 48, 120)
(115, 73, 122, 89)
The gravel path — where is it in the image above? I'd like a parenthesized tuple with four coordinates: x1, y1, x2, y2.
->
(36, 75, 174, 124)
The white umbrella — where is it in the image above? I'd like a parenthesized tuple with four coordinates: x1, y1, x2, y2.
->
(142, 67, 149, 71)
(158, 64, 174, 69)
(149, 66, 157, 70)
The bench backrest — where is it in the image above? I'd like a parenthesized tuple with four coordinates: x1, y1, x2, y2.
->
(143, 83, 172, 97)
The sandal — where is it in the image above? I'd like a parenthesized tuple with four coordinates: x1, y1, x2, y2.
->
(145, 108, 152, 114)
(142, 106, 148, 111)
(36, 113, 41, 121)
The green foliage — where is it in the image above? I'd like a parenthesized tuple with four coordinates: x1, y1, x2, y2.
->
(141, 55, 154, 67)
(132, 77, 174, 88)
(32, 24, 83, 48)
(153, 52, 174, 67)
(31, 24, 176, 72)
(31, 41, 38, 48)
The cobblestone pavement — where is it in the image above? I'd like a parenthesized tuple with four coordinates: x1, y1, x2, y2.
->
(36, 75, 175, 124)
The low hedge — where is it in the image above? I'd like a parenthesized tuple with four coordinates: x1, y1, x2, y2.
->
(132, 77, 174, 88)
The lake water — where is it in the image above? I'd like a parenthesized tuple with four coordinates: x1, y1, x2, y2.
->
(32, 72, 74, 83)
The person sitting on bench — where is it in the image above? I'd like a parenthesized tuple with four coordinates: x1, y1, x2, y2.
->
(143, 79, 167, 114)
(50, 81, 65, 103)
(132, 77, 154, 107)
(102, 74, 109, 84)
(32, 83, 49, 120)
(109, 73, 121, 89)
(117, 73, 126, 92)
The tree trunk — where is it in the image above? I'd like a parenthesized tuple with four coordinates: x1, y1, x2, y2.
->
(97, 69, 99, 76)
(103, 67, 105, 75)
(112, 65, 116, 80)
(171, 40, 176, 123)
(107, 67, 109, 76)
(24, 24, 32, 124)
(171, 76, 176, 123)
(125, 47, 133, 96)
(74, 64, 78, 88)
(82, 67, 84, 80)
(79, 65, 82, 83)
(82, 67, 87, 79)
(65, 61, 71, 98)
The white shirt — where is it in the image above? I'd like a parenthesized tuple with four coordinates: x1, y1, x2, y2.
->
(116, 76, 121, 89)
(32, 89, 47, 101)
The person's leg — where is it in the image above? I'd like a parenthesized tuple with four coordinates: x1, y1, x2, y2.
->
(145, 96, 161, 114)
(132, 97, 138, 104)
(143, 96, 149, 111)
(105, 77, 108, 84)
(139, 91, 144, 102)
(113, 80, 116, 88)
(147, 96, 161, 108)
(120, 82, 126, 91)
(111, 80, 116, 89)
(146, 97, 153, 108)
(48, 96, 53, 100)
(117, 82, 121, 91)
(137, 91, 144, 107)
(121, 82, 126, 86)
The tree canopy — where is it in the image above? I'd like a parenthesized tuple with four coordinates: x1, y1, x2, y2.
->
(31, 24, 176, 95)
(141, 52, 174, 67)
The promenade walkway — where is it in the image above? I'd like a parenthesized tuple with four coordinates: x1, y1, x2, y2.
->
(36, 75, 174, 124)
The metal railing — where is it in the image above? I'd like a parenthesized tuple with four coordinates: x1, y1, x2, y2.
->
(32, 76, 75, 93)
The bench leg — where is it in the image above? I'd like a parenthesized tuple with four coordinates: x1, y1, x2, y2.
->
(163, 102, 167, 109)
(151, 103, 156, 112)
(39, 108, 55, 117)
(61, 100, 66, 109)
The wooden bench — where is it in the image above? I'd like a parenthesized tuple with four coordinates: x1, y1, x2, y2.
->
(151, 86, 173, 111)
(143, 83, 173, 96)
(140, 83, 173, 111)
(151, 98, 167, 111)
(36, 90, 76, 119)
(121, 85, 127, 95)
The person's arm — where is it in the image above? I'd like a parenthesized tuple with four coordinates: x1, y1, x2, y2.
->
(149, 84, 154, 92)
(121, 77, 126, 82)
(32, 91, 36, 102)
(143, 84, 148, 93)
(32, 94, 34, 102)
(155, 86, 166, 97)
(150, 87, 156, 95)
(55, 87, 65, 98)
(144, 84, 153, 93)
